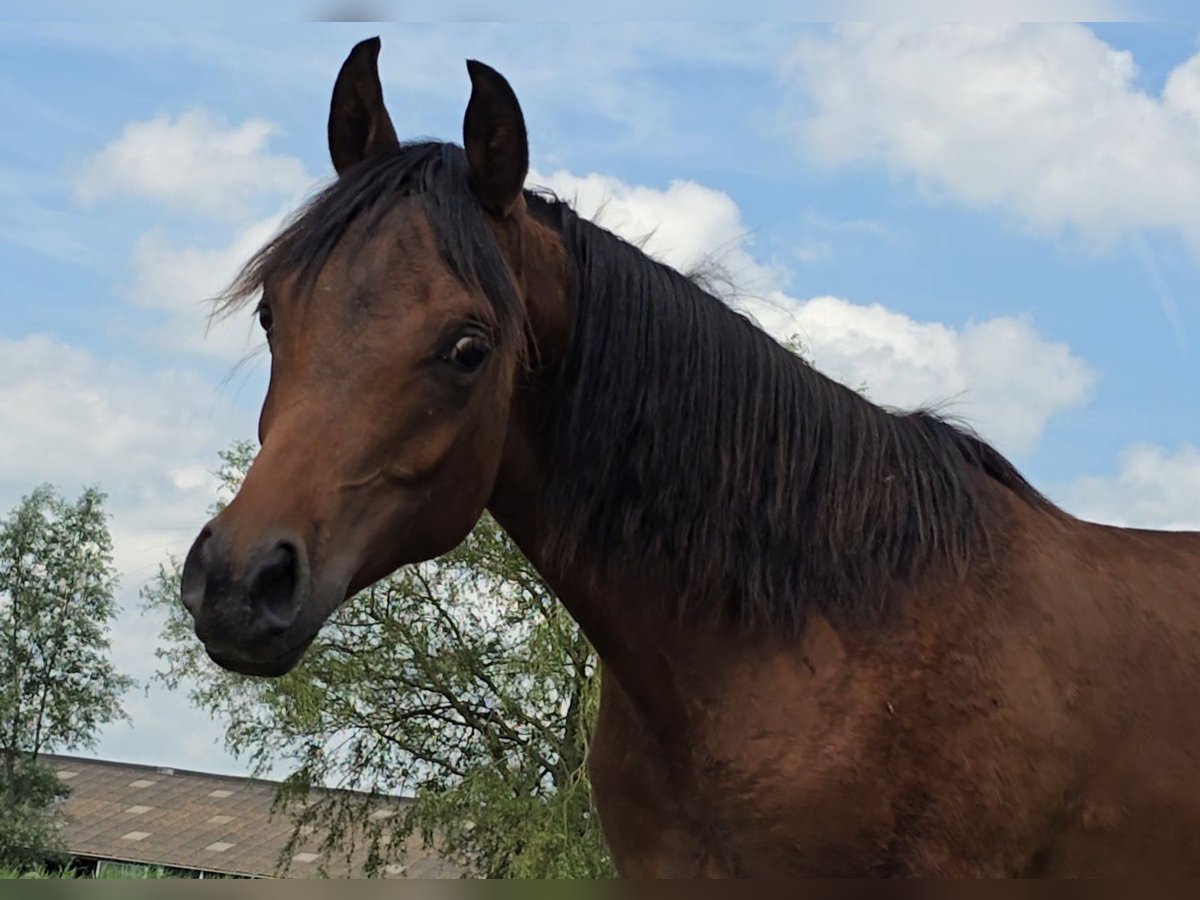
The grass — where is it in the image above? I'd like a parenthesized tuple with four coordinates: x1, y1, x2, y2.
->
(0, 864, 180, 879)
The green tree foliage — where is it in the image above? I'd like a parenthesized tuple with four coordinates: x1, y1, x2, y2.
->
(148, 442, 612, 878)
(0, 486, 131, 870)
(0, 759, 70, 872)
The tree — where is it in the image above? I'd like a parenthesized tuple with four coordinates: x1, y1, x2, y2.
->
(148, 442, 611, 878)
(0, 486, 131, 870)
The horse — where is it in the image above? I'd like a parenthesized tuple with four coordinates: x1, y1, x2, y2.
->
(179, 37, 1200, 877)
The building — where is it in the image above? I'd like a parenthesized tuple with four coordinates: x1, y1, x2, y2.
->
(43, 754, 460, 878)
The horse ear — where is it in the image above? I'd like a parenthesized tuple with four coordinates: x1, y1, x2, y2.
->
(328, 37, 399, 176)
(463, 60, 528, 217)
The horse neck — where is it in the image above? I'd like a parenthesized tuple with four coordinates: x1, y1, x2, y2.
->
(487, 395, 702, 738)
(485, 228, 706, 729)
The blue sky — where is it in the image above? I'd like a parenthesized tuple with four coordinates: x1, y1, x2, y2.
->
(2, 22, 1200, 777)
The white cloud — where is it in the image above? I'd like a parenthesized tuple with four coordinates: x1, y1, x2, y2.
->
(0, 335, 245, 600)
(77, 107, 323, 361)
(0, 334, 253, 772)
(130, 214, 288, 361)
(0, 335, 241, 507)
(76, 109, 312, 219)
(791, 24, 1200, 248)
(532, 168, 782, 295)
(743, 294, 1097, 456)
(1063, 443, 1200, 530)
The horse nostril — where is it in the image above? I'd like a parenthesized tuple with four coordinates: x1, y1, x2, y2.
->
(248, 541, 301, 631)
(180, 526, 214, 616)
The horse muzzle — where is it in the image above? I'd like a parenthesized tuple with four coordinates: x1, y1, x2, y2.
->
(180, 522, 317, 677)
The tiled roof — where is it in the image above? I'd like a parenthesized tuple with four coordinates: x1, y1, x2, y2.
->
(43, 754, 461, 878)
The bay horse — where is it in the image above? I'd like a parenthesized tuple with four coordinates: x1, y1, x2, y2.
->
(180, 37, 1200, 877)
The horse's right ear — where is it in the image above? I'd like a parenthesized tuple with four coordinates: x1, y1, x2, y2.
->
(328, 37, 399, 176)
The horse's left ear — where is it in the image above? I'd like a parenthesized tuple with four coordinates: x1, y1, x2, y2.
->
(328, 37, 400, 176)
(463, 60, 528, 217)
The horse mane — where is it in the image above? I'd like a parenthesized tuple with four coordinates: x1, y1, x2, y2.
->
(527, 193, 1056, 630)
(219, 140, 1055, 632)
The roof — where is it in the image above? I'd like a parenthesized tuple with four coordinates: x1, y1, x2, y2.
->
(43, 753, 461, 878)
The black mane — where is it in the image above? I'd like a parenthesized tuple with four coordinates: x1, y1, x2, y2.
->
(526, 193, 1054, 630)
(224, 141, 1054, 631)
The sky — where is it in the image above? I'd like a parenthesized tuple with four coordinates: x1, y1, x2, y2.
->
(2, 21, 1200, 777)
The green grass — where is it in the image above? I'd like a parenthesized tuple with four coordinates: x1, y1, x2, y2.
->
(0, 864, 179, 879)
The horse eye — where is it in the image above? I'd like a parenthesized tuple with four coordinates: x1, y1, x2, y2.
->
(257, 305, 274, 334)
(443, 334, 491, 372)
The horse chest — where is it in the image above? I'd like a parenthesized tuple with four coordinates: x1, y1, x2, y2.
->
(588, 631, 904, 877)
